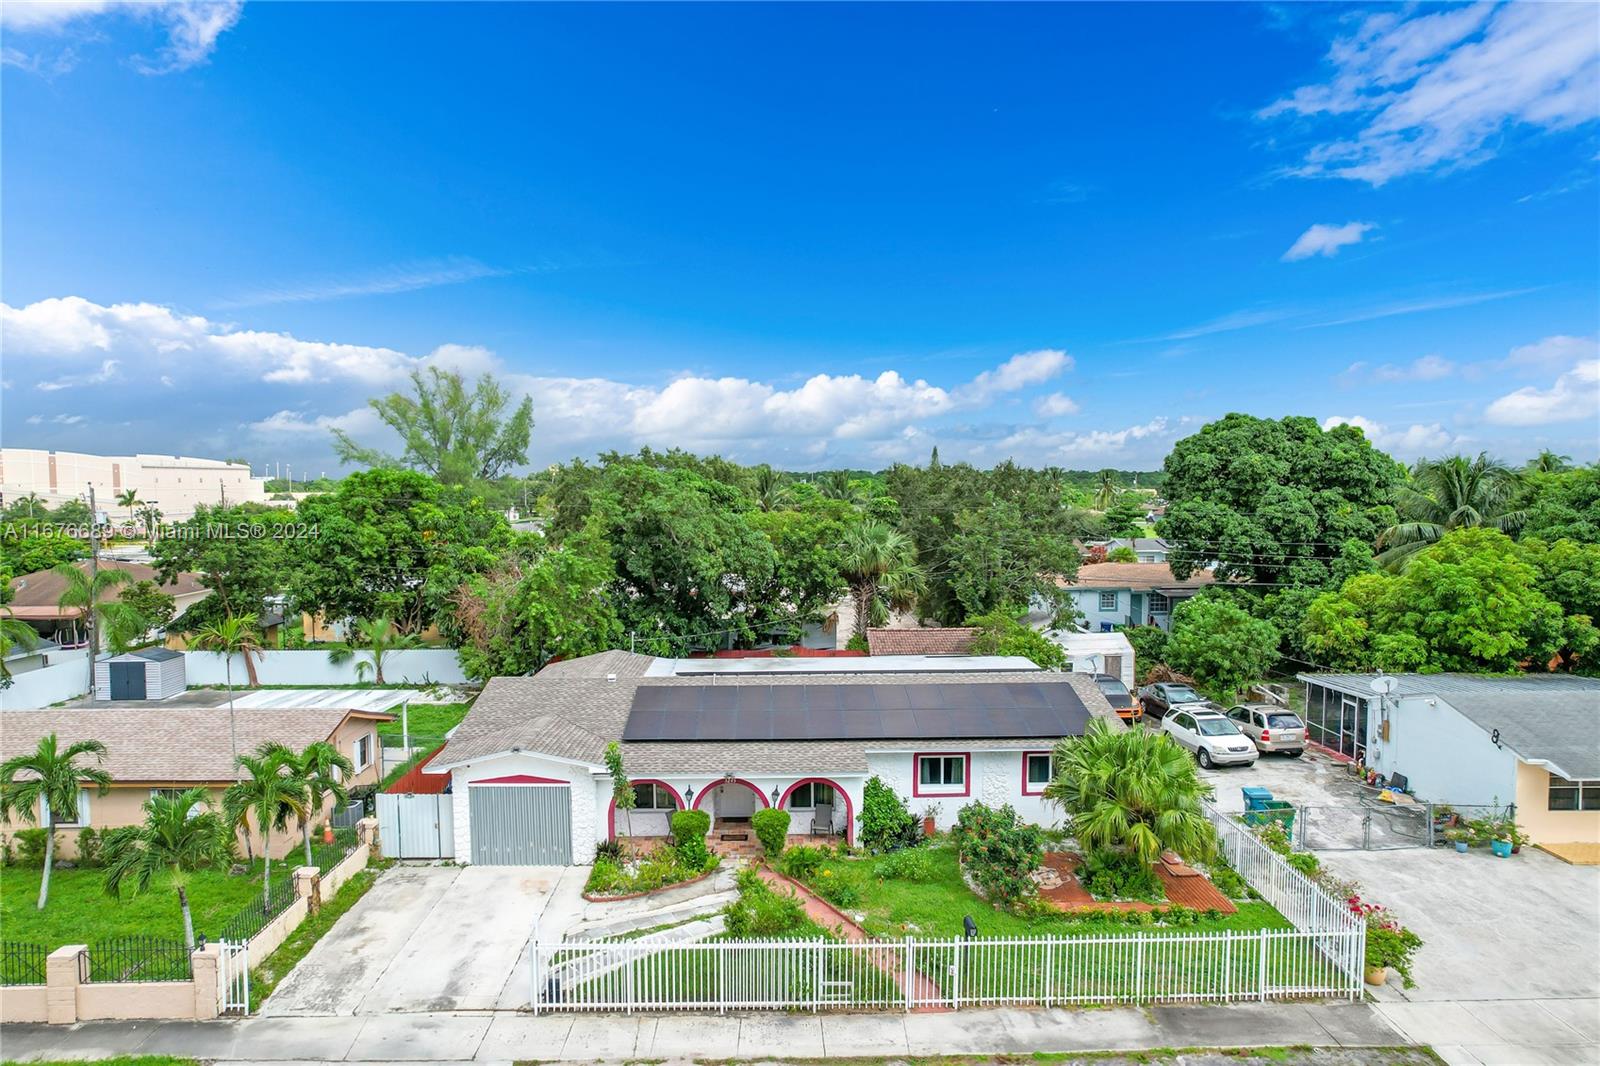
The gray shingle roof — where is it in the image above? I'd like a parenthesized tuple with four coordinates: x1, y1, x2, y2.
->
(1299, 672, 1600, 781)
(434, 656, 1120, 776)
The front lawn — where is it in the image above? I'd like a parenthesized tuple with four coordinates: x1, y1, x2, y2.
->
(811, 843, 1290, 940)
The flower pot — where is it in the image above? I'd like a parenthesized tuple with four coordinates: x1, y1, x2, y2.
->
(1454, 841, 1469, 853)
(922, 816, 936, 838)
(1364, 965, 1388, 986)
(1490, 839, 1512, 858)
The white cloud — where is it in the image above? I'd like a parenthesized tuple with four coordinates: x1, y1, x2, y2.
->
(1503, 335, 1598, 370)
(957, 349, 1071, 402)
(1304, 288, 1535, 329)
(1282, 222, 1376, 261)
(0, 1, 243, 74)
(1341, 354, 1457, 385)
(1322, 415, 1456, 456)
(215, 257, 513, 309)
(25, 413, 87, 426)
(1483, 360, 1600, 425)
(1155, 308, 1299, 342)
(1261, 3, 1600, 185)
(1034, 392, 1080, 417)
(250, 407, 385, 436)
(35, 358, 122, 391)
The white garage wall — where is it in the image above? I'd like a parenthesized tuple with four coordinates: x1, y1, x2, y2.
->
(447, 753, 604, 865)
(184, 649, 468, 687)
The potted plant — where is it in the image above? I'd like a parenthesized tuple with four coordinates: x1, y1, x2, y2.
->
(1365, 920, 1423, 988)
(1507, 823, 1529, 855)
(1490, 822, 1513, 858)
(1443, 827, 1470, 853)
(921, 803, 942, 838)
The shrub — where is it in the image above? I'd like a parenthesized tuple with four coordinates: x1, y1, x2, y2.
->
(778, 845, 827, 881)
(858, 776, 918, 854)
(951, 802, 1044, 908)
(74, 827, 101, 868)
(814, 871, 860, 910)
(14, 828, 55, 867)
(1205, 860, 1253, 901)
(1285, 851, 1321, 877)
(670, 808, 711, 870)
(845, 633, 869, 653)
(585, 858, 627, 895)
(594, 839, 625, 864)
(752, 808, 791, 857)
(1366, 921, 1424, 988)
(725, 869, 807, 936)
(873, 847, 935, 882)
(1080, 849, 1164, 902)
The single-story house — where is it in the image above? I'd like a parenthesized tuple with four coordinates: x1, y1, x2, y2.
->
(1298, 673, 1600, 848)
(1090, 538, 1172, 564)
(1042, 629, 1137, 689)
(0, 705, 391, 859)
(865, 627, 977, 656)
(425, 650, 1120, 866)
(6, 560, 210, 645)
(1055, 562, 1214, 632)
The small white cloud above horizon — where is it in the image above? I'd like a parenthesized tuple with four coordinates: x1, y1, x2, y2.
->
(1282, 222, 1376, 261)
(1034, 392, 1080, 418)
(1322, 415, 1456, 456)
(1484, 359, 1600, 426)
(0, 1, 244, 75)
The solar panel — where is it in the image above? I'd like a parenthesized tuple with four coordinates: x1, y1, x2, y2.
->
(622, 681, 1093, 742)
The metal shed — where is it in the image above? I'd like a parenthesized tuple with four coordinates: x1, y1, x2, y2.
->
(94, 648, 188, 701)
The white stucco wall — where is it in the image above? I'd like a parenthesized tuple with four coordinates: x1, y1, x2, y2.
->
(864, 749, 1063, 830)
(448, 753, 605, 864)
(1361, 693, 1520, 806)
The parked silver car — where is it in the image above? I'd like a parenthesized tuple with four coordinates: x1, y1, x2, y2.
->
(1226, 703, 1306, 756)
(1159, 708, 1259, 768)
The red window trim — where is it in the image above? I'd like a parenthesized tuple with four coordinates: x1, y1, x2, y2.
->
(912, 752, 971, 798)
(607, 778, 686, 840)
(1020, 750, 1053, 796)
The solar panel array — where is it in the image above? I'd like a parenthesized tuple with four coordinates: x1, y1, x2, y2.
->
(622, 681, 1092, 742)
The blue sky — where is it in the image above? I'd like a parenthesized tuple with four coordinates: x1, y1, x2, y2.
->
(3, 1, 1597, 475)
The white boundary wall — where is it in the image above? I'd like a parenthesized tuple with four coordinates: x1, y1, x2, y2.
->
(0, 651, 91, 709)
(184, 649, 467, 687)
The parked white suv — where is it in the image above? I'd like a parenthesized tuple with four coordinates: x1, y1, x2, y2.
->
(1160, 708, 1259, 769)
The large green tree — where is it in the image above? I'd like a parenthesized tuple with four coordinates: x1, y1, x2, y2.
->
(101, 788, 228, 949)
(1377, 453, 1526, 570)
(1165, 594, 1280, 701)
(1520, 465, 1600, 543)
(839, 520, 923, 640)
(288, 469, 513, 633)
(967, 610, 1067, 670)
(1160, 414, 1399, 586)
(1303, 529, 1597, 673)
(223, 743, 309, 914)
(151, 503, 288, 629)
(333, 367, 534, 485)
(1, 735, 113, 909)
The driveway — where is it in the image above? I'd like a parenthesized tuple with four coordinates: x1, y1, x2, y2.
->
(262, 864, 587, 1016)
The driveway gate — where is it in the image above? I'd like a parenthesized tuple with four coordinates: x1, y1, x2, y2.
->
(469, 781, 572, 865)
(1298, 803, 1433, 851)
(376, 793, 455, 859)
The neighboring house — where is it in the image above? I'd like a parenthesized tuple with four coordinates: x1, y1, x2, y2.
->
(425, 650, 1120, 866)
(0, 706, 391, 859)
(865, 627, 977, 656)
(2, 636, 65, 679)
(6, 560, 209, 646)
(1298, 673, 1600, 849)
(1055, 562, 1214, 632)
(1041, 629, 1137, 689)
(1091, 538, 1172, 564)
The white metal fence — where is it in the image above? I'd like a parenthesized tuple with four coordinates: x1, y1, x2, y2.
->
(531, 926, 1363, 1013)
(1203, 801, 1365, 940)
(219, 939, 249, 1015)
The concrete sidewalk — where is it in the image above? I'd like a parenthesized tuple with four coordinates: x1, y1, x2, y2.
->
(0, 1001, 1404, 1062)
(1370, 998, 1600, 1066)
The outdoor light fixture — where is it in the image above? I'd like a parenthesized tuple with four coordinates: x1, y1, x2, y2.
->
(684, 785, 694, 803)
(771, 786, 781, 805)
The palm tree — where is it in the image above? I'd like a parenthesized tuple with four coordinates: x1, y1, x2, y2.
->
(1526, 450, 1572, 474)
(136, 503, 162, 546)
(223, 743, 309, 914)
(0, 734, 114, 909)
(51, 561, 132, 696)
(1093, 470, 1119, 511)
(1043, 721, 1216, 864)
(1377, 453, 1527, 570)
(189, 618, 265, 780)
(839, 521, 924, 640)
(0, 611, 42, 689)
(753, 465, 791, 513)
(817, 471, 858, 504)
(10, 492, 45, 519)
(115, 489, 140, 527)
(287, 741, 353, 866)
(101, 788, 227, 949)
(328, 616, 419, 685)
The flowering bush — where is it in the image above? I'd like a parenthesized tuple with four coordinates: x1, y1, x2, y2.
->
(1351, 893, 1424, 988)
(952, 802, 1044, 909)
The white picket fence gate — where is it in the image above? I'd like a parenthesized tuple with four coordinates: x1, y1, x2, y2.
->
(219, 939, 249, 1015)
(531, 801, 1365, 1014)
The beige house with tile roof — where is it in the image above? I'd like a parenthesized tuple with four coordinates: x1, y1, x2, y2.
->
(0, 706, 391, 859)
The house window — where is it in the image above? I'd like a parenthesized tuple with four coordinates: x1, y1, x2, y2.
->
(1548, 776, 1600, 811)
(354, 733, 373, 772)
(1023, 753, 1053, 794)
(632, 782, 679, 811)
(1098, 591, 1117, 611)
(40, 790, 91, 828)
(916, 754, 968, 795)
(788, 781, 836, 809)
(1149, 592, 1171, 614)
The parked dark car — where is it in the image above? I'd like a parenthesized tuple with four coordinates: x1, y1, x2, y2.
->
(1091, 673, 1142, 723)
(1137, 681, 1210, 721)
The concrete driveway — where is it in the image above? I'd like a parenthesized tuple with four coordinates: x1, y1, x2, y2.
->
(262, 864, 586, 1016)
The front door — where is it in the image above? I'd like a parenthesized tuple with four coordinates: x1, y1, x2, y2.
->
(109, 661, 146, 700)
(714, 783, 756, 821)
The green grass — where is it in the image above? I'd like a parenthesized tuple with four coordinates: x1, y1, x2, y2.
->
(3, 1059, 201, 1066)
(251, 864, 382, 1006)
(0, 836, 355, 949)
(814, 844, 1289, 940)
(375, 701, 471, 742)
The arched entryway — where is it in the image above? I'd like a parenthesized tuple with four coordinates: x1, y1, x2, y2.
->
(777, 777, 853, 844)
(692, 777, 769, 822)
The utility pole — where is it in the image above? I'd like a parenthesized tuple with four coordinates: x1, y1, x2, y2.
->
(87, 484, 100, 702)
(220, 479, 227, 506)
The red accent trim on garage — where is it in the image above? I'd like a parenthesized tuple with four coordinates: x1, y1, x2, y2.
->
(776, 777, 854, 845)
(607, 778, 687, 840)
(471, 774, 570, 785)
(691, 777, 770, 811)
(911, 751, 972, 798)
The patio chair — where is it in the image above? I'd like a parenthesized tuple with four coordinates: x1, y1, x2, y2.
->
(811, 801, 835, 837)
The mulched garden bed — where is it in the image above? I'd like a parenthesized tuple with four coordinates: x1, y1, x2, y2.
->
(1035, 852, 1237, 914)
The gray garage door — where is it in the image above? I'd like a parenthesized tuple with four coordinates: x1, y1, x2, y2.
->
(469, 783, 572, 865)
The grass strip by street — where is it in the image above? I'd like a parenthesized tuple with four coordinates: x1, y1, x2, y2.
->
(1, 1059, 200, 1066)
(248, 864, 383, 1007)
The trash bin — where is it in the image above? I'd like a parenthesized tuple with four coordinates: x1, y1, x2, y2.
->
(1242, 800, 1296, 834)
(1241, 786, 1275, 811)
